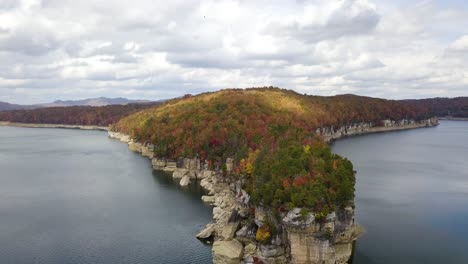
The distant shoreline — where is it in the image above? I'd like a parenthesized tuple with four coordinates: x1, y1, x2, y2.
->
(439, 117, 468, 121)
(0, 122, 108, 131)
(321, 118, 439, 143)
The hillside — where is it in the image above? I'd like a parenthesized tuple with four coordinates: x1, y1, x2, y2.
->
(112, 87, 433, 212)
(0, 103, 158, 126)
(114, 88, 432, 160)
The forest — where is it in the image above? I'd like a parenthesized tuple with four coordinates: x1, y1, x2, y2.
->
(0, 103, 158, 126)
(401, 97, 468, 118)
(111, 87, 436, 214)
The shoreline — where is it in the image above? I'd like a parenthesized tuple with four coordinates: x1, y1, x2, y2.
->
(438, 117, 468, 121)
(327, 122, 439, 144)
(0, 121, 108, 131)
(318, 118, 439, 143)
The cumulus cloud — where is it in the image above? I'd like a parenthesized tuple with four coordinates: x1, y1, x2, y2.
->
(0, 0, 467, 104)
(268, 0, 380, 43)
(447, 35, 468, 52)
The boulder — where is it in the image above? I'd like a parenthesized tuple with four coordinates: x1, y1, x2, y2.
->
(243, 243, 257, 257)
(226, 158, 234, 173)
(220, 222, 239, 241)
(163, 161, 177, 172)
(128, 141, 143, 152)
(152, 159, 166, 169)
(199, 170, 213, 179)
(282, 208, 315, 227)
(213, 207, 222, 219)
(212, 239, 244, 264)
(235, 225, 249, 238)
(141, 145, 154, 158)
(188, 171, 197, 179)
(201, 195, 215, 205)
(179, 175, 190, 186)
(173, 168, 188, 179)
(259, 244, 284, 258)
(254, 206, 267, 226)
(196, 223, 216, 239)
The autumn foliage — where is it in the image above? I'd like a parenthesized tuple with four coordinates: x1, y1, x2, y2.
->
(114, 88, 432, 160)
(111, 87, 436, 212)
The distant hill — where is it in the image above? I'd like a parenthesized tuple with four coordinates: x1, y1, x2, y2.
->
(42, 97, 152, 107)
(0, 97, 153, 111)
(0, 102, 35, 111)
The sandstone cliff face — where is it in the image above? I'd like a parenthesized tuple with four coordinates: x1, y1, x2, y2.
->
(316, 118, 439, 142)
(281, 207, 359, 264)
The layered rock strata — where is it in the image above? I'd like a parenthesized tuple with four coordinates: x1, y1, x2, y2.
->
(317, 118, 438, 142)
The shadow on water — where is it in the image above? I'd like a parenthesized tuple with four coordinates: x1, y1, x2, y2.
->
(151, 169, 209, 199)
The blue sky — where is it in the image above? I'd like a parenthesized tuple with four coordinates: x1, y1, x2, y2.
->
(0, 0, 467, 104)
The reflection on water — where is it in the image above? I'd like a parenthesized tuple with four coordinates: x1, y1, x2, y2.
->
(332, 121, 468, 264)
(0, 127, 213, 264)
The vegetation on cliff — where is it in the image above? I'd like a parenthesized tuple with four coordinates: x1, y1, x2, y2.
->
(113, 87, 432, 213)
(0, 103, 158, 126)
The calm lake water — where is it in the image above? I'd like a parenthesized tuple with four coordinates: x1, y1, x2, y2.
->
(0, 127, 213, 264)
(2, 121, 467, 264)
(332, 120, 468, 264)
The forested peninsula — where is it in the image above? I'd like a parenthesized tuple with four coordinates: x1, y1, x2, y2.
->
(106, 88, 439, 264)
(0, 87, 446, 263)
(0, 88, 452, 263)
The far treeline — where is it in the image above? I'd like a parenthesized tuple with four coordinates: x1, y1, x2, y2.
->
(0, 103, 159, 126)
(402, 97, 468, 118)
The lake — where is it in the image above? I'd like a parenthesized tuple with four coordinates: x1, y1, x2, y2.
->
(2, 121, 467, 264)
(0, 127, 213, 264)
(332, 120, 468, 264)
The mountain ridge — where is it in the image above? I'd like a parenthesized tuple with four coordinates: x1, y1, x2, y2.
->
(0, 97, 154, 111)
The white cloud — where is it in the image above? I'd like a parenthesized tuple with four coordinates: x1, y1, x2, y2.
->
(448, 35, 468, 52)
(0, 0, 467, 104)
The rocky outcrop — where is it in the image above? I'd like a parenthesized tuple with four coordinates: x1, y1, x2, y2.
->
(197, 223, 216, 239)
(201, 195, 216, 205)
(213, 239, 244, 264)
(317, 118, 439, 142)
(282, 207, 360, 264)
(179, 175, 191, 186)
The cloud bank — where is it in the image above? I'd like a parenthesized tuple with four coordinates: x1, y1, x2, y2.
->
(0, 0, 467, 103)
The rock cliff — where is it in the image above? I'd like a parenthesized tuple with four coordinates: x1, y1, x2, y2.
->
(316, 118, 438, 142)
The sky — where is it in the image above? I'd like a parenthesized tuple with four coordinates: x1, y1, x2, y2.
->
(0, 0, 468, 104)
